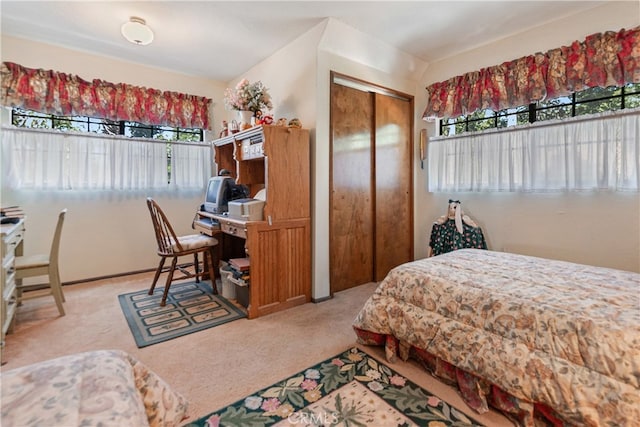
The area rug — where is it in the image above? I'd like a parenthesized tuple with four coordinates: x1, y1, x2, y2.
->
(185, 347, 483, 427)
(118, 281, 246, 348)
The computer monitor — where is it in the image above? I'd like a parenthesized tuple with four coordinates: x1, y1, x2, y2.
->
(203, 176, 233, 214)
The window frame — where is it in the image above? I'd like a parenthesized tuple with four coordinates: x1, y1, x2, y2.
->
(10, 108, 204, 142)
(439, 83, 640, 137)
(8, 107, 208, 187)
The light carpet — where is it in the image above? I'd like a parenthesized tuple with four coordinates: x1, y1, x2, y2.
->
(118, 281, 246, 347)
(185, 347, 483, 427)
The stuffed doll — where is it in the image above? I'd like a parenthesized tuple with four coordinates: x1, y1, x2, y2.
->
(434, 199, 479, 234)
(428, 199, 486, 257)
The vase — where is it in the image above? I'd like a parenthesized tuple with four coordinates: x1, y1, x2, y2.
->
(237, 110, 254, 130)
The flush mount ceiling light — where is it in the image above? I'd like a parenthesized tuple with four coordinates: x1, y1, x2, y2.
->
(121, 16, 154, 46)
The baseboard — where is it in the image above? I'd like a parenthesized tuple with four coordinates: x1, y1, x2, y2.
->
(312, 295, 332, 303)
(63, 263, 197, 286)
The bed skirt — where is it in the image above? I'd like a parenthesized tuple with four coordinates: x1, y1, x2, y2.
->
(354, 328, 566, 427)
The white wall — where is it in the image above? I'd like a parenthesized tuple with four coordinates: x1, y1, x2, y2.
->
(416, 2, 640, 272)
(2, 2, 638, 286)
(233, 18, 428, 299)
(224, 21, 328, 298)
(314, 19, 426, 299)
(223, 21, 324, 130)
(0, 35, 228, 281)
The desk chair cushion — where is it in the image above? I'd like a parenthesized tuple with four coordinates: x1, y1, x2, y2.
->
(172, 234, 218, 252)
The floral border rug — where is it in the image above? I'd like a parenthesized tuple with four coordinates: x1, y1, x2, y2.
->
(185, 347, 483, 427)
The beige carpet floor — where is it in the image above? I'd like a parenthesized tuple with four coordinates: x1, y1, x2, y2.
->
(1, 272, 512, 426)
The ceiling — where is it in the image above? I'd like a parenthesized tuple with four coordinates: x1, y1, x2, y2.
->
(1, 1, 609, 83)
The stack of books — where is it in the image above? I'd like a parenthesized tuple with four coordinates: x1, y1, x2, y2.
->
(229, 257, 250, 285)
(1, 206, 24, 224)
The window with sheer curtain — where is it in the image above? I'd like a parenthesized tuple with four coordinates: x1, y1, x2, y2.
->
(428, 109, 639, 192)
(1, 127, 211, 190)
(424, 26, 639, 193)
(0, 62, 213, 191)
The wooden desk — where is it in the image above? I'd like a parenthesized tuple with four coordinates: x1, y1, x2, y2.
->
(195, 210, 310, 319)
(206, 125, 311, 319)
(1, 219, 25, 364)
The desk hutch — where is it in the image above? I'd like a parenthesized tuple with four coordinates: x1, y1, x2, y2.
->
(196, 125, 311, 319)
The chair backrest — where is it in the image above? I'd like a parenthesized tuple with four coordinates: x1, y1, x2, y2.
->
(146, 198, 182, 255)
(50, 209, 67, 267)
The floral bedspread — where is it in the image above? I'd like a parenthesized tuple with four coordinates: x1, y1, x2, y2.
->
(1, 349, 189, 427)
(353, 249, 640, 426)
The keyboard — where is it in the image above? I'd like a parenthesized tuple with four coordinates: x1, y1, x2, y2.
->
(193, 217, 220, 235)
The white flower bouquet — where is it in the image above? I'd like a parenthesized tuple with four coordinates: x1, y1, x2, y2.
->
(224, 79, 273, 113)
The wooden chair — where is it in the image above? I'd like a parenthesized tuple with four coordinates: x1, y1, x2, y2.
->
(146, 198, 218, 306)
(15, 209, 67, 316)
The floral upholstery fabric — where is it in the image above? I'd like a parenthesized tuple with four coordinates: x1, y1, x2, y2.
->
(429, 219, 487, 256)
(352, 249, 640, 426)
(1, 349, 189, 427)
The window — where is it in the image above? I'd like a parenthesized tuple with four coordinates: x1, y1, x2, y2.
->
(4, 108, 211, 190)
(428, 108, 639, 192)
(440, 82, 640, 136)
(11, 108, 203, 142)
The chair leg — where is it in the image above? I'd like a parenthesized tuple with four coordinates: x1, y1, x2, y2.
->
(161, 257, 178, 307)
(149, 257, 166, 295)
(207, 248, 218, 295)
(194, 253, 200, 283)
(211, 245, 219, 281)
(51, 265, 65, 302)
(49, 269, 65, 316)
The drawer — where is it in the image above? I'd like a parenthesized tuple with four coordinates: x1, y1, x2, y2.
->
(3, 272, 16, 302)
(221, 221, 247, 239)
(2, 262, 15, 292)
(2, 273, 17, 333)
(2, 251, 15, 288)
(1, 291, 17, 335)
(1, 222, 24, 261)
(2, 250, 15, 272)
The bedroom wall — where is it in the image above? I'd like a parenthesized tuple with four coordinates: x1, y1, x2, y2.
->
(417, 2, 640, 272)
(1, 20, 424, 291)
(0, 35, 228, 282)
(232, 18, 428, 299)
(314, 19, 426, 299)
(2, 2, 637, 288)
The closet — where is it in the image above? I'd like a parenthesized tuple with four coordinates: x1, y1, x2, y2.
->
(329, 72, 414, 293)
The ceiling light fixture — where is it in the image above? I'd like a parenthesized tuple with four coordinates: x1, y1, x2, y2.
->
(121, 16, 154, 46)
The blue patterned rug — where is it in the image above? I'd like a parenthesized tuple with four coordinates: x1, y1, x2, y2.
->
(118, 281, 246, 348)
(184, 347, 483, 427)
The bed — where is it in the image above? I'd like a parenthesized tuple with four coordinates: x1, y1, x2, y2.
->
(1, 349, 189, 427)
(352, 249, 640, 426)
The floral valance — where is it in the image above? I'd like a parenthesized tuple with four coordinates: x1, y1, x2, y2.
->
(422, 26, 640, 120)
(0, 62, 211, 129)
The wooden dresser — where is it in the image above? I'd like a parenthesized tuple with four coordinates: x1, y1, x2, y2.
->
(196, 125, 311, 318)
(1, 219, 24, 363)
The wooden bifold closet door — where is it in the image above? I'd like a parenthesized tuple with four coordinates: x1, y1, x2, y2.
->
(330, 73, 413, 293)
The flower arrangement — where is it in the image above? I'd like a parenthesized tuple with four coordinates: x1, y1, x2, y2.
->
(224, 79, 273, 113)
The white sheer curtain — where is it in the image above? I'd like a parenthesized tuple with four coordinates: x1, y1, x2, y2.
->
(1, 128, 210, 190)
(170, 142, 212, 189)
(428, 110, 640, 192)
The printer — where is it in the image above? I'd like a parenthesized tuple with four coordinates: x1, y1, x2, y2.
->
(228, 198, 265, 221)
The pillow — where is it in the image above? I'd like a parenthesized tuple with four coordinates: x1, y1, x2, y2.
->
(127, 352, 190, 427)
